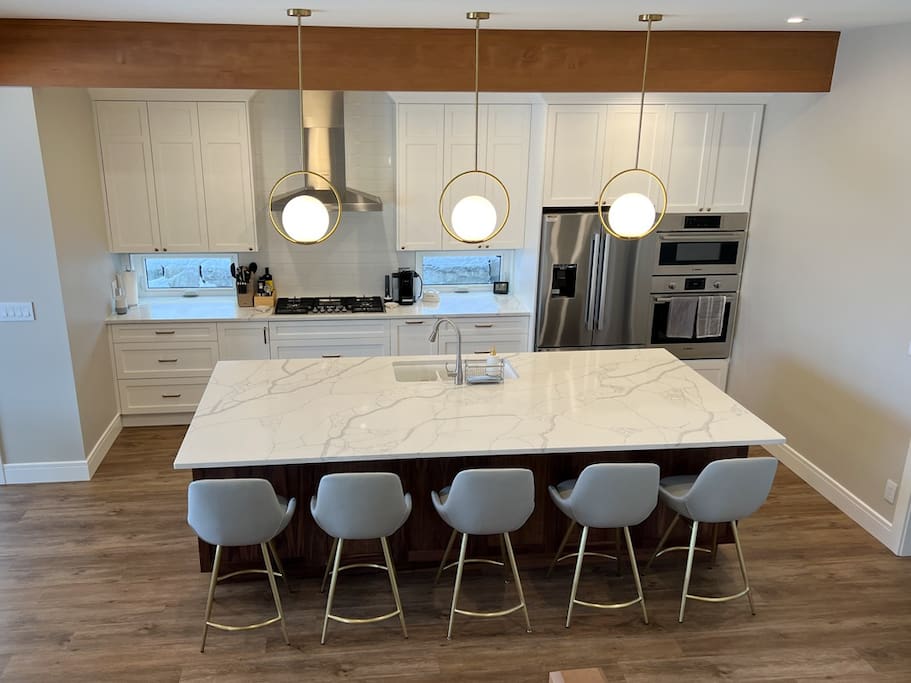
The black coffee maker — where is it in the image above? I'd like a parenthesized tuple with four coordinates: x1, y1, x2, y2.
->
(385, 268, 422, 305)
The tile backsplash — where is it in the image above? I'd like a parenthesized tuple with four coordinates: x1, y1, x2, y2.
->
(249, 90, 412, 296)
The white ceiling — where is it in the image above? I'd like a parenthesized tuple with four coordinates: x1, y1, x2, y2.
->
(2, 0, 911, 31)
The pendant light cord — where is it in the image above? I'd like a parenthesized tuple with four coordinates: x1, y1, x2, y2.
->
(634, 17, 653, 170)
(297, 14, 305, 172)
(473, 15, 480, 171)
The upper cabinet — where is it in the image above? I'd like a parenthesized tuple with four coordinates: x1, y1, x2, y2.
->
(396, 103, 531, 251)
(542, 102, 762, 214)
(95, 99, 257, 253)
(661, 104, 762, 214)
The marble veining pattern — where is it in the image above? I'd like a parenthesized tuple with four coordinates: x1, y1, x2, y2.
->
(174, 348, 785, 469)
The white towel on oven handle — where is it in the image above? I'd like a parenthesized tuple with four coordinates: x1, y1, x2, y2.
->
(696, 295, 725, 339)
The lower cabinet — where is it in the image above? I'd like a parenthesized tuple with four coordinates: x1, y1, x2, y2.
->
(269, 320, 390, 359)
(217, 322, 270, 360)
(117, 377, 210, 414)
(392, 315, 530, 356)
(683, 359, 729, 391)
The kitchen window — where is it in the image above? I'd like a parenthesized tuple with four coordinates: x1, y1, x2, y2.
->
(132, 254, 236, 296)
(417, 252, 510, 288)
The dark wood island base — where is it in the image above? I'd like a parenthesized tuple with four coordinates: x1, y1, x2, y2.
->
(192, 445, 748, 574)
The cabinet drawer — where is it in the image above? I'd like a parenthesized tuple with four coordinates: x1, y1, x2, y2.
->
(111, 323, 218, 342)
(440, 335, 528, 356)
(118, 379, 209, 414)
(269, 319, 389, 341)
(270, 340, 389, 360)
(114, 342, 219, 379)
(443, 316, 529, 335)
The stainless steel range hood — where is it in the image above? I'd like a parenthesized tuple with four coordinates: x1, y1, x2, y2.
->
(270, 91, 382, 213)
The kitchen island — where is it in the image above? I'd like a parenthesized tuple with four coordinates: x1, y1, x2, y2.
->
(175, 348, 784, 572)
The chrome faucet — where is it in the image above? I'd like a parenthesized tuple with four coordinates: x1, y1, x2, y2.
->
(429, 318, 464, 385)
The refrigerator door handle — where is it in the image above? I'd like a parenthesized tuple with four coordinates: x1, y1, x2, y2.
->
(584, 232, 600, 330)
(595, 233, 610, 330)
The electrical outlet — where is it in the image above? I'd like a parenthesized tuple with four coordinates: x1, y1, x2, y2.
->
(0, 302, 35, 321)
(884, 479, 898, 505)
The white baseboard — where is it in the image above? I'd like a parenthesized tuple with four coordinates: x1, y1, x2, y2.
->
(86, 414, 122, 478)
(121, 412, 192, 427)
(766, 442, 898, 554)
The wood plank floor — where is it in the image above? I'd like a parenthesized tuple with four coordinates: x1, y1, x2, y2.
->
(1, 426, 910, 682)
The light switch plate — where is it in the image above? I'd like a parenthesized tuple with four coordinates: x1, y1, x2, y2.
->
(0, 302, 35, 321)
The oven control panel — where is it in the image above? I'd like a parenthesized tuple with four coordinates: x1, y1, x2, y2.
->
(651, 274, 740, 293)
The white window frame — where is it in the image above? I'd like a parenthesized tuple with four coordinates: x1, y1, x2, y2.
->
(131, 253, 238, 297)
(416, 250, 513, 292)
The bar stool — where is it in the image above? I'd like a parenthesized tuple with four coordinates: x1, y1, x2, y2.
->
(432, 468, 534, 639)
(548, 463, 659, 627)
(310, 472, 411, 644)
(187, 478, 296, 652)
(647, 457, 778, 622)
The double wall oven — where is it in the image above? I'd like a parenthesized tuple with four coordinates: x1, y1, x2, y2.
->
(536, 211, 747, 360)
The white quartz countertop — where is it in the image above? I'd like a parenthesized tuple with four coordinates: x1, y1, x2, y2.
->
(174, 348, 785, 470)
(106, 292, 529, 323)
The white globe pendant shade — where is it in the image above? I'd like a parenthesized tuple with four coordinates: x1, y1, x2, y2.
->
(607, 192, 657, 239)
(281, 194, 331, 243)
(450, 194, 498, 243)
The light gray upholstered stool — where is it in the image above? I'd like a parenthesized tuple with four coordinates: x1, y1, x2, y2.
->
(187, 478, 296, 652)
(311, 472, 411, 645)
(548, 463, 659, 627)
(647, 457, 778, 622)
(432, 468, 535, 639)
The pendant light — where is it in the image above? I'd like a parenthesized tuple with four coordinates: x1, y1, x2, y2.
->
(597, 14, 668, 240)
(268, 8, 342, 245)
(438, 11, 510, 244)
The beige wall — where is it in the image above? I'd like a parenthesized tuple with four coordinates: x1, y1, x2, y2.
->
(729, 22, 911, 522)
(0, 87, 85, 465)
(33, 88, 119, 454)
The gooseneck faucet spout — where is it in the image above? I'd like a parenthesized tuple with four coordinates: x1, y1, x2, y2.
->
(429, 318, 464, 385)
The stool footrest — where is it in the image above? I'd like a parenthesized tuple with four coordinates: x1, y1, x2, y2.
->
(206, 615, 282, 632)
(441, 557, 504, 574)
(555, 551, 618, 564)
(574, 595, 643, 610)
(654, 545, 712, 559)
(455, 602, 526, 619)
(687, 587, 750, 603)
(328, 608, 402, 625)
(217, 568, 283, 582)
(336, 562, 389, 573)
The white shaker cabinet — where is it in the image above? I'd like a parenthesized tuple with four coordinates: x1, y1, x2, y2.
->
(661, 104, 762, 214)
(217, 322, 270, 360)
(600, 105, 665, 207)
(95, 101, 161, 253)
(269, 320, 390, 359)
(396, 103, 531, 251)
(683, 359, 729, 391)
(96, 99, 257, 253)
(391, 319, 437, 356)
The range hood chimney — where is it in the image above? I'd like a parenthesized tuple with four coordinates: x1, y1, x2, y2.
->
(270, 91, 383, 213)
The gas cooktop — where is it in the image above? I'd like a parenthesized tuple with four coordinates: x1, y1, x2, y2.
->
(274, 296, 386, 315)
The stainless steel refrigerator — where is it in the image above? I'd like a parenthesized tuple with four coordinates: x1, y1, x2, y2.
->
(535, 209, 655, 351)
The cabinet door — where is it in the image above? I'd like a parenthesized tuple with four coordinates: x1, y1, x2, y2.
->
(391, 319, 438, 356)
(542, 106, 607, 206)
(442, 104, 489, 250)
(661, 105, 715, 213)
(148, 102, 209, 252)
(702, 105, 762, 213)
(95, 101, 161, 252)
(217, 323, 270, 360)
(601, 104, 665, 207)
(396, 104, 445, 251)
(482, 104, 531, 250)
(198, 102, 257, 252)
(683, 359, 729, 391)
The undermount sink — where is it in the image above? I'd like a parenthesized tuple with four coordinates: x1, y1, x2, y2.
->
(392, 359, 518, 383)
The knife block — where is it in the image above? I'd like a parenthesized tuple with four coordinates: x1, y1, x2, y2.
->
(236, 282, 254, 308)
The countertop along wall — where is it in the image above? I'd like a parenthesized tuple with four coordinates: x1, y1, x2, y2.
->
(248, 90, 408, 297)
(728, 21, 911, 552)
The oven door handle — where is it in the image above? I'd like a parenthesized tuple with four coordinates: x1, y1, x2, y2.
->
(658, 233, 744, 243)
(654, 295, 732, 304)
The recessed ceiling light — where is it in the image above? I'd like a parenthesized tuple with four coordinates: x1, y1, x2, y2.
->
(787, 16, 808, 24)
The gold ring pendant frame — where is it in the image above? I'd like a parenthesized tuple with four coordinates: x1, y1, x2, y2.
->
(597, 168, 668, 241)
(268, 170, 342, 245)
(438, 169, 510, 245)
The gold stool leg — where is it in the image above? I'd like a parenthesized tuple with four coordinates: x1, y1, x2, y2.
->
(547, 520, 577, 578)
(503, 532, 532, 633)
(267, 540, 292, 594)
(260, 542, 289, 646)
(380, 536, 408, 639)
(321, 537, 344, 645)
(678, 520, 699, 623)
(447, 533, 469, 640)
(434, 529, 458, 586)
(730, 520, 756, 615)
(200, 544, 223, 653)
(565, 525, 589, 628)
(321, 537, 338, 594)
(646, 513, 680, 572)
(623, 526, 648, 625)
